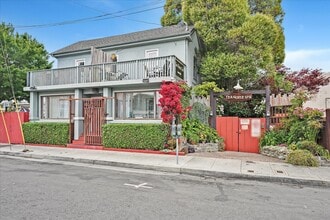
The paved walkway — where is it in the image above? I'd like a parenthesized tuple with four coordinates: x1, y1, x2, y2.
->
(0, 144, 329, 187)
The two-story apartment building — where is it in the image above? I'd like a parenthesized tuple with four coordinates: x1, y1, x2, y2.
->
(24, 24, 204, 145)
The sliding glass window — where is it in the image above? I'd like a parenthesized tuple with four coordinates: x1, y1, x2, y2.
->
(115, 91, 160, 119)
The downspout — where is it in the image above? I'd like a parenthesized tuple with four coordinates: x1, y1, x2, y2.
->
(184, 26, 192, 84)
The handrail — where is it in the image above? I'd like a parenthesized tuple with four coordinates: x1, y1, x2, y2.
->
(27, 55, 185, 87)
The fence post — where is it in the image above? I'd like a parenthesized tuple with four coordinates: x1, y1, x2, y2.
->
(102, 63, 105, 81)
(27, 72, 30, 87)
(265, 85, 271, 131)
(76, 66, 79, 83)
(325, 109, 330, 150)
(210, 90, 217, 129)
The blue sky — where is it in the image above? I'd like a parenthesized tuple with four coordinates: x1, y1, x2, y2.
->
(1, 0, 330, 72)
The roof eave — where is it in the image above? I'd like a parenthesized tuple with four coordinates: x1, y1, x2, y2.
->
(51, 31, 194, 58)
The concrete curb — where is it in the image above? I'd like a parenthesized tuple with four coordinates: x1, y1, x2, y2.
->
(1, 151, 329, 188)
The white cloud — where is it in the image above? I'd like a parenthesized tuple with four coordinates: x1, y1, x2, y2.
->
(284, 48, 330, 72)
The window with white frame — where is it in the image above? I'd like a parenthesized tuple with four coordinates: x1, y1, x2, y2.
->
(41, 95, 72, 119)
(75, 59, 85, 66)
(115, 91, 161, 119)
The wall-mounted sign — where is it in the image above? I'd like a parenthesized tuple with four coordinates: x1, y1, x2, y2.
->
(225, 91, 252, 102)
(240, 119, 250, 125)
(251, 119, 261, 137)
(241, 125, 249, 130)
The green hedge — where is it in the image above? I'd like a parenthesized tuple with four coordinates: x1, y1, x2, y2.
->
(102, 123, 169, 150)
(22, 122, 70, 145)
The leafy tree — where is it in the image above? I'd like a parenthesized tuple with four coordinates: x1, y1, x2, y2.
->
(286, 68, 330, 95)
(181, 0, 283, 90)
(161, 0, 183, 26)
(192, 81, 222, 97)
(272, 24, 285, 65)
(259, 65, 293, 94)
(248, 0, 285, 24)
(0, 23, 52, 101)
(183, 0, 249, 52)
(261, 66, 330, 95)
(247, 0, 285, 64)
(227, 14, 279, 79)
(161, 0, 285, 91)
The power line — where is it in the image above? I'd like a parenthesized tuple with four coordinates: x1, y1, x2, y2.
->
(71, 0, 163, 26)
(71, 0, 164, 15)
(14, 2, 164, 29)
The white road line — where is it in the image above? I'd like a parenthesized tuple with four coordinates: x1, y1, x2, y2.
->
(124, 182, 153, 189)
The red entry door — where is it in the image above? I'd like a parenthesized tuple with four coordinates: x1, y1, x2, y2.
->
(216, 117, 265, 153)
(216, 116, 239, 151)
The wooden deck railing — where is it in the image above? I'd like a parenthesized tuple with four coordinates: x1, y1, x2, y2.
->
(27, 55, 185, 87)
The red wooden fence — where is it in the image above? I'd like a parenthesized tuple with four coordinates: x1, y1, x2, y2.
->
(0, 112, 29, 144)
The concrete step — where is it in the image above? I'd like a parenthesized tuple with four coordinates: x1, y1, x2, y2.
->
(67, 144, 103, 150)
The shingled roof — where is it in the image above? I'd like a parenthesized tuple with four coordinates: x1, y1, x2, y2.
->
(52, 24, 195, 56)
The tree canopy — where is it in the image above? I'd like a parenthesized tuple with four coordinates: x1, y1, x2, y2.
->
(0, 23, 52, 101)
(161, 0, 285, 90)
(161, 0, 183, 26)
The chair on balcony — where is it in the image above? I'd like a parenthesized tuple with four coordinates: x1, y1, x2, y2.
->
(162, 60, 170, 77)
(145, 64, 164, 78)
(104, 72, 117, 81)
(144, 65, 153, 78)
(117, 72, 128, 80)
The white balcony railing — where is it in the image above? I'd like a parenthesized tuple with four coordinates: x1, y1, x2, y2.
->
(27, 55, 185, 87)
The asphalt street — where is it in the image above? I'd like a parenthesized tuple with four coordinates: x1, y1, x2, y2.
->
(1, 156, 329, 220)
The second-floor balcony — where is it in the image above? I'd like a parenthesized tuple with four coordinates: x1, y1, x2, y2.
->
(26, 55, 185, 89)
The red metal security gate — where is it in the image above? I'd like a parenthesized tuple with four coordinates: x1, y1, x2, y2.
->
(83, 98, 105, 145)
(216, 116, 266, 153)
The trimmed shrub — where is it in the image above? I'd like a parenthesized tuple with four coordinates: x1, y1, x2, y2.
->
(287, 150, 319, 167)
(291, 140, 330, 159)
(189, 102, 210, 125)
(102, 123, 169, 150)
(22, 122, 69, 145)
(182, 118, 221, 144)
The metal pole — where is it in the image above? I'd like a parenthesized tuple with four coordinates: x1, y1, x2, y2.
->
(176, 136, 179, 164)
(210, 90, 216, 129)
(265, 85, 271, 131)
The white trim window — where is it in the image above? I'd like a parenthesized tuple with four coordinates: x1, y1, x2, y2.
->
(41, 95, 72, 119)
(75, 59, 85, 66)
(115, 91, 161, 120)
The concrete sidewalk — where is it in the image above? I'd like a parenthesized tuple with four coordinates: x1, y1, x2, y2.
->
(0, 144, 329, 187)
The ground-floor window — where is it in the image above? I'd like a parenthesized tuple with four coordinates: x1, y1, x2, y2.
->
(41, 95, 72, 119)
(115, 91, 161, 119)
